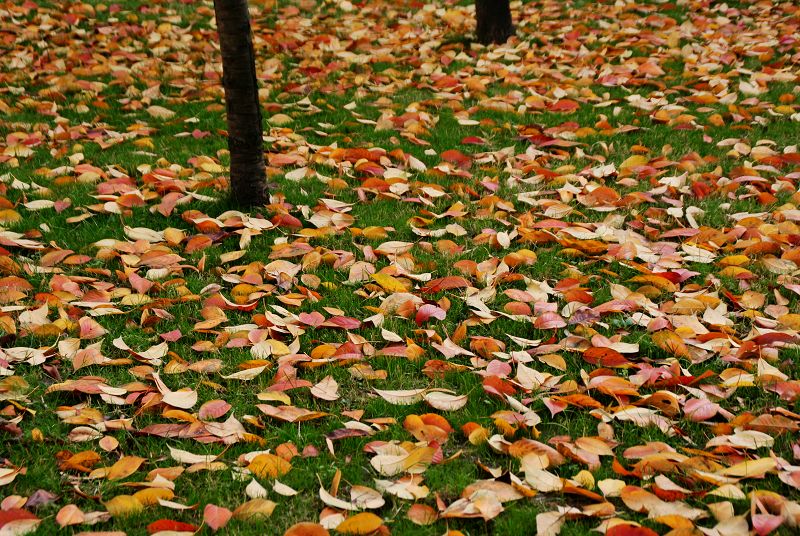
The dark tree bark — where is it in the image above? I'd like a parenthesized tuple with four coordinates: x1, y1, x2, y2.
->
(213, 0, 268, 206)
(475, 0, 514, 45)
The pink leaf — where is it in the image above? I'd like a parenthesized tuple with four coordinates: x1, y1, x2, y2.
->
(129, 272, 154, 294)
(78, 316, 107, 340)
(752, 514, 783, 536)
(203, 504, 232, 532)
(415, 304, 447, 326)
(198, 400, 232, 420)
(324, 316, 362, 329)
(683, 398, 719, 422)
(159, 329, 183, 342)
(298, 311, 325, 327)
(534, 312, 566, 330)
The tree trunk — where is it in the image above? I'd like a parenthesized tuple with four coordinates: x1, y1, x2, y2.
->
(213, 0, 268, 206)
(475, 0, 514, 45)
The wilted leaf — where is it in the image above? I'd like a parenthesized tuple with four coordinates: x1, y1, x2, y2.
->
(374, 388, 427, 405)
(422, 391, 468, 411)
(370, 446, 435, 476)
(256, 405, 328, 423)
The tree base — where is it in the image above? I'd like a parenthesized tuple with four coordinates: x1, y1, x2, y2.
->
(475, 0, 514, 45)
(477, 24, 515, 45)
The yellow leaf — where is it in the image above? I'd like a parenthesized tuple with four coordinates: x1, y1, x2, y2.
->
(371, 273, 409, 293)
(718, 457, 776, 478)
(0, 209, 21, 223)
(132, 487, 174, 506)
(619, 155, 649, 173)
(232, 498, 276, 520)
(362, 226, 388, 240)
(104, 494, 144, 517)
(718, 255, 749, 267)
(335, 512, 383, 535)
(778, 314, 800, 330)
(200, 161, 224, 173)
(106, 456, 146, 480)
(717, 266, 752, 280)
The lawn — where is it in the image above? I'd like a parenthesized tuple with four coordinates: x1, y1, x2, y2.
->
(1, 0, 800, 534)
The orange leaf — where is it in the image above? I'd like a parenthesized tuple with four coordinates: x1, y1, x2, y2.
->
(284, 523, 330, 536)
(606, 524, 659, 536)
(407, 504, 438, 525)
(335, 512, 383, 535)
(104, 495, 144, 517)
(55, 505, 84, 528)
(652, 330, 690, 359)
(249, 454, 292, 479)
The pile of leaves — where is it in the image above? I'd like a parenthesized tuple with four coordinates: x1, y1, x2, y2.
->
(1, 0, 800, 534)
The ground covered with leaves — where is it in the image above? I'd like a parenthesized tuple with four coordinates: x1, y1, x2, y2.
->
(1, 0, 800, 534)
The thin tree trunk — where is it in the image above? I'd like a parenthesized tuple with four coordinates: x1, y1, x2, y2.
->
(475, 0, 514, 45)
(213, 0, 267, 206)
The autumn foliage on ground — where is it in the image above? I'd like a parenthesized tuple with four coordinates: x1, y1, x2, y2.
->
(2, 0, 800, 534)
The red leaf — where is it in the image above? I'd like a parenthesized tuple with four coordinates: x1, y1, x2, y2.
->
(323, 316, 362, 330)
(461, 136, 487, 145)
(547, 99, 580, 112)
(0, 509, 38, 529)
(752, 332, 797, 346)
(419, 276, 470, 294)
(482, 375, 516, 398)
(582, 347, 630, 367)
(146, 519, 199, 534)
(440, 149, 472, 167)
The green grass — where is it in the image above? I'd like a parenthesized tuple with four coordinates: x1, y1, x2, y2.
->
(1, 0, 800, 534)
